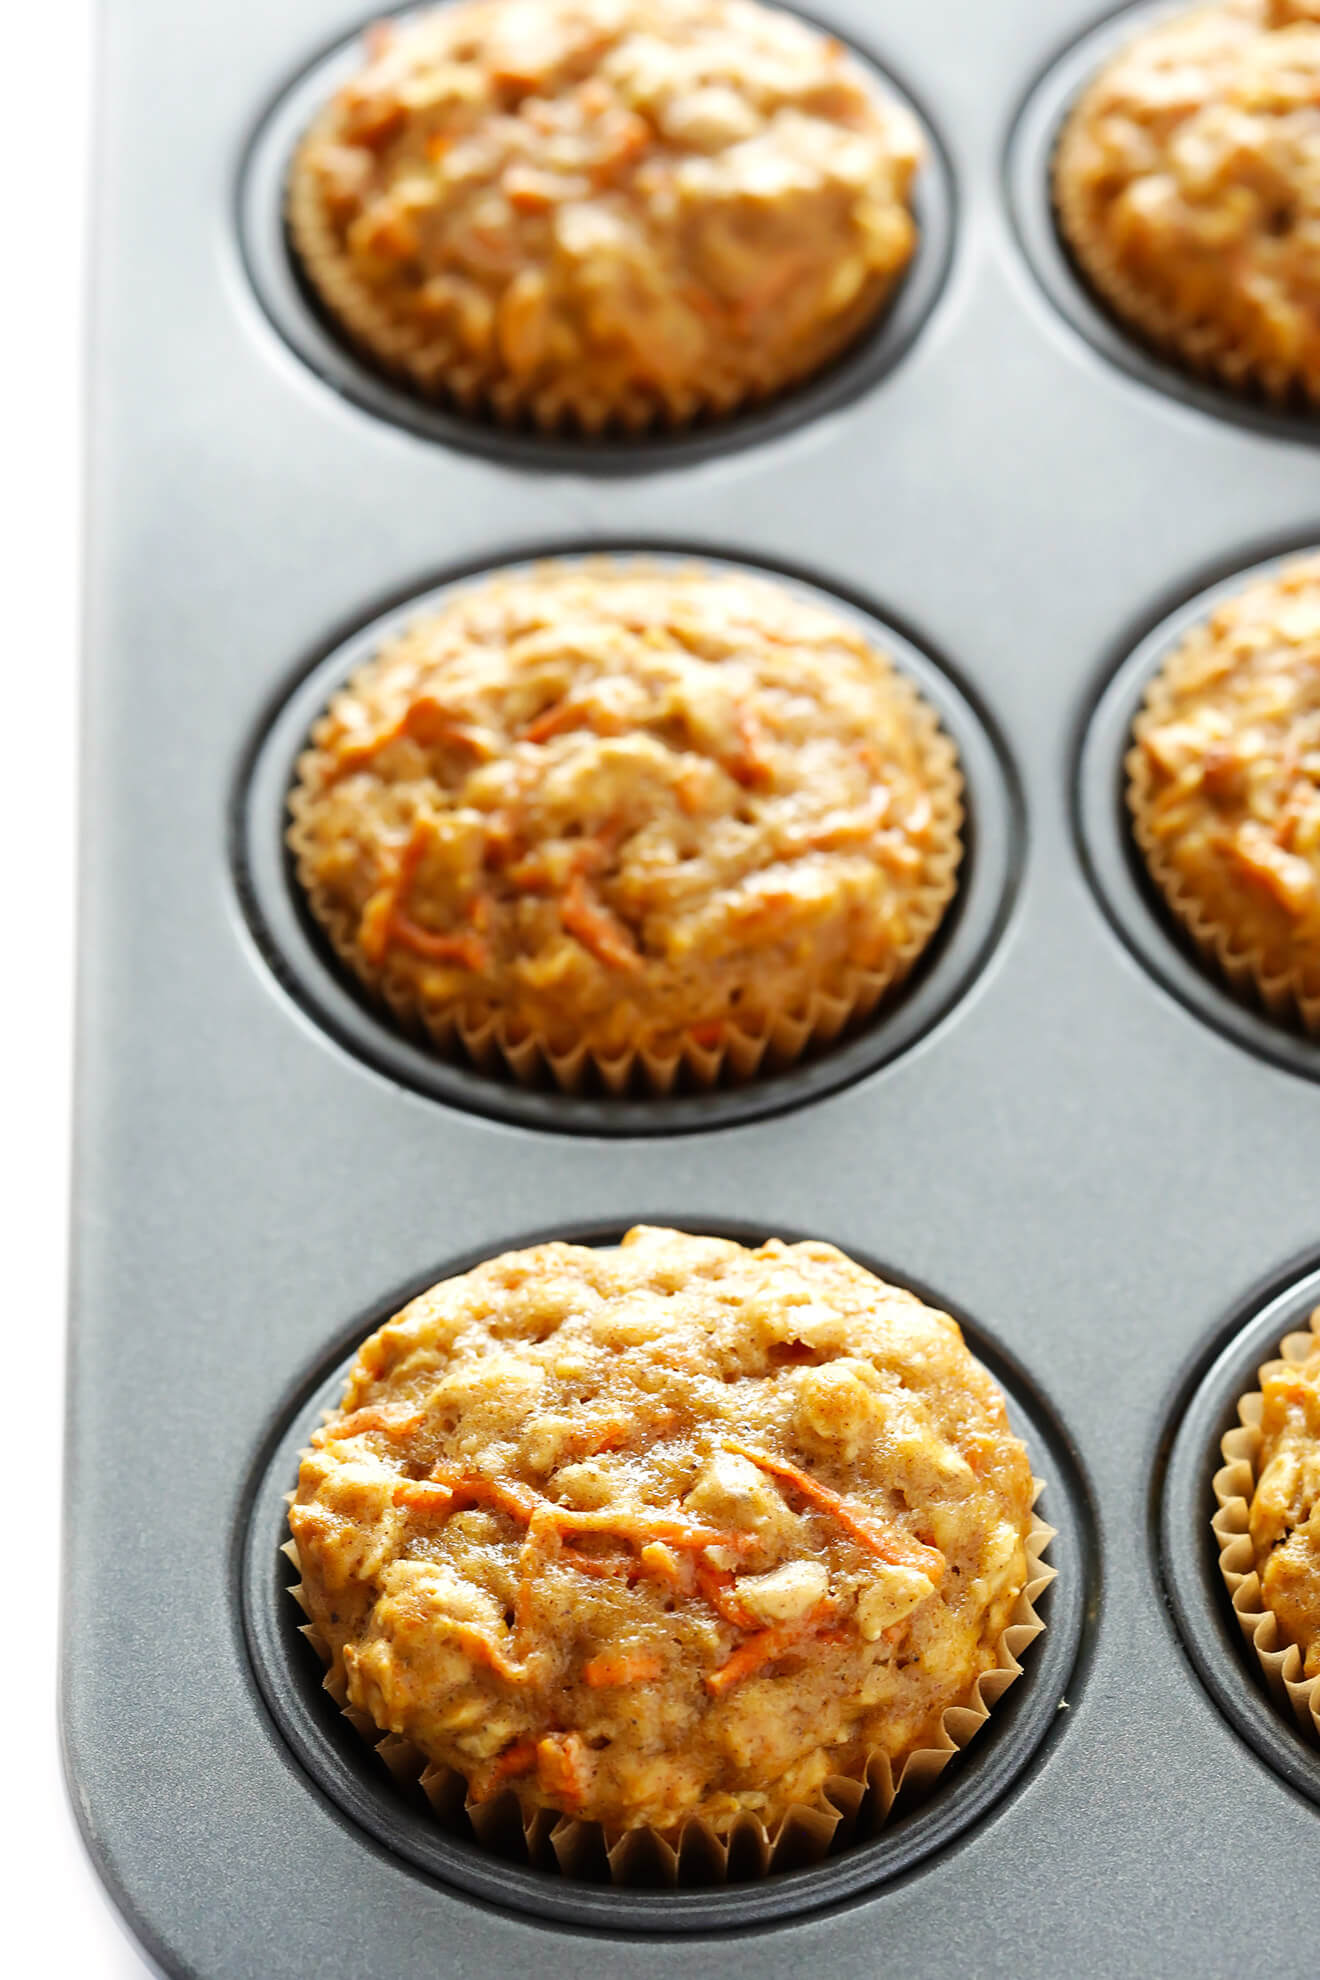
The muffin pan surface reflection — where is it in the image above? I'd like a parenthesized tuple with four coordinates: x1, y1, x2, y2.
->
(66, 0, 1320, 1976)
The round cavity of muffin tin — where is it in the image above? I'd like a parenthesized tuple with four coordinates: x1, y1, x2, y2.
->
(237, 4, 955, 471)
(1075, 545, 1320, 1084)
(238, 1227, 1093, 1931)
(1005, 0, 1320, 445)
(1159, 1258, 1320, 1807)
(234, 547, 1022, 1135)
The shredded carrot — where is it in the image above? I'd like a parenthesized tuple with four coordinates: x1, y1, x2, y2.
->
(560, 1545, 636, 1581)
(572, 1419, 634, 1457)
(469, 1738, 538, 1802)
(361, 821, 492, 972)
(325, 725, 401, 784)
(400, 697, 494, 760)
(389, 914, 490, 971)
(705, 1627, 793, 1696)
(327, 697, 488, 783)
(536, 1733, 586, 1810)
(695, 1562, 755, 1630)
(505, 173, 558, 215)
(560, 871, 642, 973)
(451, 1625, 527, 1686)
(522, 698, 594, 744)
(638, 1540, 689, 1594)
(582, 1650, 664, 1687)
(507, 822, 619, 896)
(425, 1465, 542, 1525)
(392, 1479, 456, 1516)
(549, 1507, 757, 1556)
(402, 1462, 751, 1634)
(705, 1609, 841, 1697)
(505, 851, 555, 892)
(725, 705, 774, 789)
(725, 1445, 945, 1582)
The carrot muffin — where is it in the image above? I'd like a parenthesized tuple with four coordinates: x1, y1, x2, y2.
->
(1214, 1307, 1320, 1741)
(1128, 556, 1320, 1030)
(1246, 1317, 1320, 1682)
(288, 562, 962, 1093)
(288, 1228, 1044, 1843)
(287, 0, 923, 430)
(1054, 0, 1320, 403)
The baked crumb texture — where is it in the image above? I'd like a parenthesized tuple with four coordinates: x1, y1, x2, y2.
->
(1053, 0, 1320, 404)
(289, 562, 963, 1095)
(1127, 555, 1320, 1032)
(287, 1228, 1052, 1876)
(287, 0, 923, 431)
(1214, 1305, 1320, 1743)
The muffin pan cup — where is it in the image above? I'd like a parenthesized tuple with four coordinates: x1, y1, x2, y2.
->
(242, 1251, 1080, 1929)
(65, 0, 1320, 1975)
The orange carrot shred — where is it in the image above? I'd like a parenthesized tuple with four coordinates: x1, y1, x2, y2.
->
(695, 1562, 756, 1630)
(638, 1540, 689, 1594)
(469, 1738, 538, 1802)
(725, 1444, 945, 1582)
(362, 821, 492, 973)
(326, 697, 488, 783)
(536, 1734, 586, 1810)
(389, 915, 490, 971)
(450, 1625, 526, 1686)
(522, 698, 594, 744)
(548, 1507, 756, 1555)
(392, 1480, 456, 1516)
(425, 1465, 542, 1525)
(559, 871, 642, 974)
(705, 1627, 791, 1696)
(705, 1607, 840, 1696)
(560, 1546, 636, 1581)
(582, 1650, 664, 1687)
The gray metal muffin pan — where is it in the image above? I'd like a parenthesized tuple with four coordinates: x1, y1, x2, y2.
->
(64, 0, 1320, 1974)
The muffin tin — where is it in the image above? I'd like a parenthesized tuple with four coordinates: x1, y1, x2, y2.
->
(64, 0, 1320, 1974)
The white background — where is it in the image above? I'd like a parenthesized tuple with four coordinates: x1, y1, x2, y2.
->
(7, 1, 154, 1970)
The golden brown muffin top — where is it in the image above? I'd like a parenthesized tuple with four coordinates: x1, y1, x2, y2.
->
(290, 1228, 1036, 1833)
(289, 0, 921, 425)
(1248, 1316, 1320, 1679)
(289, 564, 960, 1065)
(1054, 0, 1320, 400)
(1130, 557, 1320, 1007)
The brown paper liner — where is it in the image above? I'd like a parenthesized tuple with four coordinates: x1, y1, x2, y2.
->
(286, 118, 914, 437)
(1126, 666, 1320, 1036)
(1211, 1307, 1320, 1743)
(281, 1484, 1053, 1885)
(287, 568, 964, 1098)
(1052, 45, 1320, 409)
